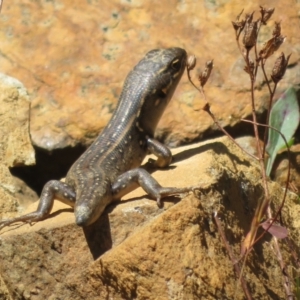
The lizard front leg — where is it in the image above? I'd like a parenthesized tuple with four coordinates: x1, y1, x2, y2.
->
(112, 168, 193, 207)
(0, 180, 76, 230)
(146, 137, 173, 168)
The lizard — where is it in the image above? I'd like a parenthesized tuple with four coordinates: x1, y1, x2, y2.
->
(0, 47, 194, 229)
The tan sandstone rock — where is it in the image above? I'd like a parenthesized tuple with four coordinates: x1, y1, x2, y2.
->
(0, 0, 298, 150)
(0, 137, 299, 299)
(272, 143, 300, 193)
(0, 73, 36, 219)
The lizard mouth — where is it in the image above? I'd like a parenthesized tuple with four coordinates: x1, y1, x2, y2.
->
(74, 205, 92, 226)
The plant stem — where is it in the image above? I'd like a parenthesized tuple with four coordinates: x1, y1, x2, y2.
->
(186, 67, 258, 161)
(261, 61, 277, 159)
(245, 48, 271, 250)
(241, 119, 293, 298)
(214, 213, 252, 300)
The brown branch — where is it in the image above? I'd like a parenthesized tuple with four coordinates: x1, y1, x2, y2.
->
(186, 67, 258, 161)
(241, 119, 293, 297)
(213, 212, 253, 300)
(241, 119, 291, 233)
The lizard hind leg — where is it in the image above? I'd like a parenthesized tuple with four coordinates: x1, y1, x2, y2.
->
(0, 180, 76, 230)
(112, 168, 194, 207)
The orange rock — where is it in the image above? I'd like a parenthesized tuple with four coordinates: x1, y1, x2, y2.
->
(0, 0, 298, 150)
(0, 137, 299, 299)
(0, 73, 36, 219)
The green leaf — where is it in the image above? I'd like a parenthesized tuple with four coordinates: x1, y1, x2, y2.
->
(266, 87, 299, 176)
(278, 137, 294, 152)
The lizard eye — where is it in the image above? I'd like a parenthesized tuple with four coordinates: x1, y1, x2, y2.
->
(171, 58, 181, 71)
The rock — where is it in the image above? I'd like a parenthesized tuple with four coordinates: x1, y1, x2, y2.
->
(0, 73, 36, 219)
(0, 1, 298, 150)
(0, 277, 11, 300)
(0, 136, 299, 299)
(236, 136, 300, 194)
(272, 143, 300, 192)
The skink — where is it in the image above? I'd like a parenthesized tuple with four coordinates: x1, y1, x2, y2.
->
(0, 47, 192, 229)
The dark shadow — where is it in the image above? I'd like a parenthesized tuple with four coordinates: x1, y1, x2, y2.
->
(10, 144, 86, 195)
(82, 194, 183, 260)
(172, 142, 213, 163)
(115, 195, 182, 205)
(141, 141, 251, 178)
(0, 223, 27, 234)
(0, 208, 73, 235)
(83, 212, 112, 260)
(261, 286, 282, 300)
(48, 208, 74, 218)
(172, 140, 251, 167)
(106, 195, 150, 207)
(272, 148, 300, 176)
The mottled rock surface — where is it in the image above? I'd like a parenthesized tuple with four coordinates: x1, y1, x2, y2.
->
(0, 73, 36, 220)
(0, 1, 300, 299)
(272, 143, 300, 193)
(236, 136, 300, 195)
(0, 0, 298, 150)
(0, 137, 299, 299)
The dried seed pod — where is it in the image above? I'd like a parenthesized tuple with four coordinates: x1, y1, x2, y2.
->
(199, 60, 213, 87)
(273, 21, 281, 37)
(260, 6, 275, 25)
(271, 52, 291, 83)
(232, 9, 245, 38)
(259, 35, 286, 59)
(244, 60, 255, 75)
(232, 20, 246, 36)
(245, 12, 254, 23)
(187, 55, 197, 71)
(243, 12, 258, 50)
(236, 9, 244, 21)
(232, 21, 242, 31)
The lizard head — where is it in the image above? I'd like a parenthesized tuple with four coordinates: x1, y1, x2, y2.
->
(74, 178, 112, 227)
(113, 47, 187, 136)
(131, 47, 187, 135)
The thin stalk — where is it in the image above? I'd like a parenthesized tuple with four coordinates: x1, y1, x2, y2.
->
(241, 49, 271, 254)
(269, 242, 293, 299)
(285, 237, 300, 269)
(261, 60, 273, 95)
(186, 68, 258, 161)
(260, 61, 277, 159)
(201, 103, 258, 161)
(241, 119, 293, 298)
(213, 213, 252, 300)
(240, 120, 291, 240)
(186, 67, 204, 98)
